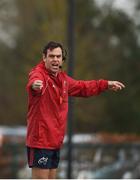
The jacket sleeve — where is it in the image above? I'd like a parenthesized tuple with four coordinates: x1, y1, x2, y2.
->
(66, 75, 108, 97)
(26, 69, 44, 95)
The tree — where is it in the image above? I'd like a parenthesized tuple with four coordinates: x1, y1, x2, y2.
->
(0, 0, 140, 134)
(73, 0, 140, 133)
(0, 0, 67, 125)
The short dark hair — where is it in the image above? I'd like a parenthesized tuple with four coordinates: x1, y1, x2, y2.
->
(43, 41, 67, 61)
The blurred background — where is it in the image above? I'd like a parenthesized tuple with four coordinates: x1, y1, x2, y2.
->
(0, 0, 140, 178)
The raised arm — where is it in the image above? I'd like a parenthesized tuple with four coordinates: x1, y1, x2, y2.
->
(67, 75, 108, 97)
(26, 70, 44, 95)
(67, 75, 125, 97)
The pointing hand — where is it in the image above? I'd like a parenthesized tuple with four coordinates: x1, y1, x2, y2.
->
(108, 81, 125, 91)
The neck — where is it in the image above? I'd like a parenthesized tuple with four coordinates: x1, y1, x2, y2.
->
(47, 69, 59, 77)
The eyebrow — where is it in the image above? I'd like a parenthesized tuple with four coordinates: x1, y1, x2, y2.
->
(49, 54, 62, 58)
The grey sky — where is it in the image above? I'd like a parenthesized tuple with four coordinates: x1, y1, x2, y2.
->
(95, 0, 136, 17)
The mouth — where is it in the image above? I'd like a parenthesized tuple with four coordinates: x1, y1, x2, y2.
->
(51, 63, 59, 70)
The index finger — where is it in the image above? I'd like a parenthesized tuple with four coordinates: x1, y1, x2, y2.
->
(116, 81, 125, 88)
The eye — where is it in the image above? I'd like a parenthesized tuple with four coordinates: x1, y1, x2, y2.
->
(49, 55, 55, 58)
(57, 55, 61, 58)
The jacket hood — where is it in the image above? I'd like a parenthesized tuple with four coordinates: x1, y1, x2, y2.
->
(33, 60, 46, 72)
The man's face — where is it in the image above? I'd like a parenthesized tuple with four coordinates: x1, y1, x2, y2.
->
(43, 47, 63, 75)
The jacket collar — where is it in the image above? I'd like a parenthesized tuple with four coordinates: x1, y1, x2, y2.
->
(35, 60, 62, 77)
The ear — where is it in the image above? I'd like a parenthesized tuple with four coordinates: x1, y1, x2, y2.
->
(42, 53, 46, 62)
(60, 60, 64, 67)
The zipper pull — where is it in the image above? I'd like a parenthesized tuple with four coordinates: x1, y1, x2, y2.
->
(60, 96, 63, 104)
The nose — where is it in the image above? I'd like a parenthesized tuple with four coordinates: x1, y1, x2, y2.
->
(54, 56, 57, 60)
(53, 55, 58, 61)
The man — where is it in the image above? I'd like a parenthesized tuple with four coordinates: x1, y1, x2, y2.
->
(26, 41, 125, 179)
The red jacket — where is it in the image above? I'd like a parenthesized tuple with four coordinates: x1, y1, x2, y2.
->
(26, 61, 108, 149)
